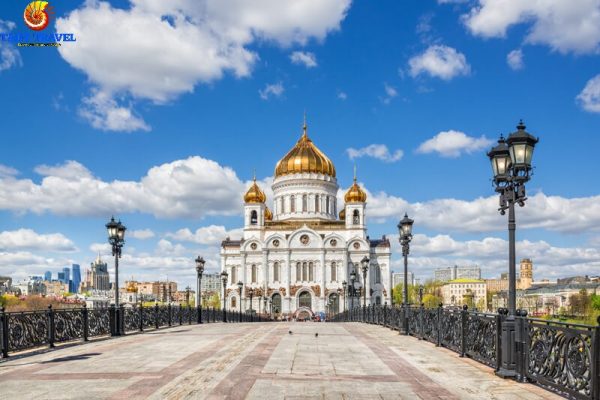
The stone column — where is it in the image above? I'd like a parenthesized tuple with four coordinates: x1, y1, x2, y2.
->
(241, 253, 246, 309)
(262, 249, 268, 313)
(286, 250, 291, 313)
(320, 250, 326, 312)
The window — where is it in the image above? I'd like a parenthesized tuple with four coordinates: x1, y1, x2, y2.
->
(315, 195, 320, 212)
(231, 297, 237, 308)
(353, 210, 360, 225)
(251, 264, 257, 283)
(309, 262, 314, 281)
(333, 199, 337, 216)
(290, 195, 295, 212)
(299, 291, 311, 308)
(375, 265, 381, 284)
(296, 263, 301, 282)
(331, 262, 337, 282)
(302, 262, 308, 281)
(326, 196, 330, 214)
(375, 296, 381, 305)
(250, 210, 258, 225)
(280, 197, 285, 214)
(302, 195, 307, 212)
(274, 262, 280, 282)
(230, 267, 237, 284)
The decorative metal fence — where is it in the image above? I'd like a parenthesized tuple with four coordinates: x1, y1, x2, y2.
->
(0, 304, 270, 358)
(332, 305, 600, 400)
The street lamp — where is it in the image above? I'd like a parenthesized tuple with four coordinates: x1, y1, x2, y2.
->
(488, 121, 538, 378)
(350, 270, 356, 311)
(195, 256, 205, 323)
(248, 288, 254, 322)
(185, 286, 191, 306)
(398, 213, 413, 334)
(106, 217, 126, 309)
(342, 280, 347, 313)
(361, 256, 369, 320)
(220, 270, 228, 322)
(237, 281, 243, 322)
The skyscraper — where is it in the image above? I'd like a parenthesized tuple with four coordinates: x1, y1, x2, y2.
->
(70, 264, 81, 293)
(44, 271, 52, 281)
(62, 267, 70, 284)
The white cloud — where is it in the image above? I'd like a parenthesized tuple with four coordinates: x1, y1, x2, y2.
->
(346, 144, 404, 163)
(130, 229, 155, 240)
(79, 89, 150, 132)
(290, 51, 317, 68)
(0, 164, 18, 178)
(0, 157, 250, 218)
(90, 242, 111, 255)
(408, 45, 470, 80)
(259, 82, 284, 100)
(416, 130, 493, 157)
(167, 225, 244, 245)
(56, 0, 350, 131)
(0, 229, 77, 252)
(390, 233, 600, 281)
(0, 20, 22, 73)
(577, 74, 600, 113)
(506, 49, 524, 70)
(367, 190, 600, 235)
(337, 91, 347, 100)
(462, 0, 600, 54)
(381, 83, 398, 104)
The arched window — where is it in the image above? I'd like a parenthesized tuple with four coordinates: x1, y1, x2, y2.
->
(375, 296, 381, 305)
(309, 262, 314, 281)
(326, 196, 330, 214)
(302, 262, 308, 281)
(333, 199, 337, 215)
(251, 264, 257, 283)
(329, 293, 339, 313)
(290, 195, 296, 212)
(280, 197, 285, 214)
(230, 267, 237, 284)
(272, 293, 282, 314)
(296, 263, 301, 282)
(331, 262, 337, 282)
(273, 262, 280, 282)
(315, 195, 320, 212)
(302, 194, 307, 212)
(250, 210, 258, 225)
(353, 210, 360, 225)
(231, 297, 237, 308)
(375, 265, 381, 284)
(299, 291, 311, 308)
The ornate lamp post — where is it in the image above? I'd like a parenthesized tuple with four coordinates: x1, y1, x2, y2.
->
(342, 280, 347, 313)
(106, 217, 126, 308)
(488, 121, 538, 378)
(350, 270, 356, 311)
(237, 281, 243, 322)
(361, 256, 369, 320)
(195, 256, 205, 323)
(220, 271, 228, 322)
(398, 213, 413, 334)
(185, 286, 191, 306)
(248, 288, 254, 322)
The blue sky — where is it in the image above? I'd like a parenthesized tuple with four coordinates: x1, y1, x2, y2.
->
(1, 0, 599, 289)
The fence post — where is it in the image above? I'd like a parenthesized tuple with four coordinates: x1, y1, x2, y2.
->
(515, 310, 528, 383)
(119, 304, 125, 335)
(139, 305, 144, 332)
(437, 303, 442, 347)
(109, 304, 117, 336)
(47, 305, 55, 348)
(383, 304, 387, 327)
(460, 305, 467, 357)
(591, 316, 600, 400)
(495, 312, 502, 371)
(82, 304, 89, 342)
(178, 304, 183, 325)
(167, 304, 172, 327)
(420, 304, 424, 340)
(1, 307, 9, 358)
(154, 304, 159, 329)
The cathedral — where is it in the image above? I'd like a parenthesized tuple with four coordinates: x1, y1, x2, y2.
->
(220, 122, 391, 319)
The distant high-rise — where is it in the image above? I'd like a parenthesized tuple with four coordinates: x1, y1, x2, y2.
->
(70, 264, 81, 293)
(44, 271, 52, 281)
(57, 271, 65, 282)
(62, 267, 70, 284)
(82, 254, 110, 291)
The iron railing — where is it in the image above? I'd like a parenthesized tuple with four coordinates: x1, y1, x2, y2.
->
(0, 304, 270, 358)
(332, 304, 600, 400)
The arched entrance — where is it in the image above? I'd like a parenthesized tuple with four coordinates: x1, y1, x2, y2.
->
(272, 293, 282, 314)
(293, 307, 314, 320)
(328, 293, 339, 314)
(299, 291, 311, 308)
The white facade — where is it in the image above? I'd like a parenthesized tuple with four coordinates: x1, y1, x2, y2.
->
(442, 279, 487, 307)
(220, 126, 392, 318)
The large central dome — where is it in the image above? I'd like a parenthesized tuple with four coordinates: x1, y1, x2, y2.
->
(274, 123, 336, 178)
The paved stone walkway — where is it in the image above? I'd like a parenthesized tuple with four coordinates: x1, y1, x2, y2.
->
(0, 322, 560, 399)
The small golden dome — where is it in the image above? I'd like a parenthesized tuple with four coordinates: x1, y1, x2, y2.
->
(274, 122, 336, 178)
(126, 281, 137, 293)
(344, 178, 367, 203)
(265, 207, 273, 221)
(244, 178, 266, 203)
(339, 208, 346, 220)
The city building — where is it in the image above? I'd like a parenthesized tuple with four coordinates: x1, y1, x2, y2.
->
(0, 276, 12, 295)
(44, 271, 52, 281)
(57, 271, 65, 282)
(201, 272, 222, 297)
(62, 267, 70, 285)
(13, 277, 46, 296)
(44, 280, 69, 297)
(441, 278, 487, 308)
(485, 258, 534, 293)
(392, 272, 415, 287)
(126, 280, 178, 302)
(81, 254, 110, 292)
(434, 265, 481, 282)
(220, 123, 392, 319)
(70, 264, 81, 293)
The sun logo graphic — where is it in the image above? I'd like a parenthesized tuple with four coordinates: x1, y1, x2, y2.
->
(23, 1, 55, 31)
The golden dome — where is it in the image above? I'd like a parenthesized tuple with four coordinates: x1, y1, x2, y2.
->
(265, 207, 273, 221)
(339, 208, 346, 220)
(274, 123, 336, 178)
(244, 178, 266, 203)
(344, 177, 367, 203)
(126, 281, 137, 293)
